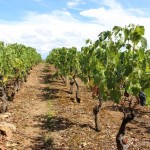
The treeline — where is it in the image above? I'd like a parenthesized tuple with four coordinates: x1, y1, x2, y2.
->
(0, 41, 42, 112)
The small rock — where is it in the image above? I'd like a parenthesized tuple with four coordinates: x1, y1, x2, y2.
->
(0, 122, 16, 132)
(80, 142, 87, 148)
(11, 143, 18, 147)
(0, 126, 12, 140)
(6, 142, 18, 147)
(143, 115, 149, 119)
(0, 145, 6, 150)
(0, 113, 11, 121)
(6, 141, 12, 147)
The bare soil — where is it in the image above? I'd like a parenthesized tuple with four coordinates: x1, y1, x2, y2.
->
(4, 63, 150, 149)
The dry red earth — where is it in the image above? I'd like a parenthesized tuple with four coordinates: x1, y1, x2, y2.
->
(2, 63, 150, 149)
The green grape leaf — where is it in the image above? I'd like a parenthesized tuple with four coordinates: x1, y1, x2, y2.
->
(131, 86, 141, 96)
(107, 77, 115, 89)
(94, 40, 99, 48)
(126, 44, 131, 50)
(131, 32, 141, 44)
(144, 88, 150, 106)
(101, 92, 108, 101)
(141, 37, 147, 48)
(135, 25, 145, 35)
(99, 31, 109, 41)
(138, 49, 144, 61)
(110, 90, 121, 104)
(113, 26, 122, 36)
(124, 65, 133, 76)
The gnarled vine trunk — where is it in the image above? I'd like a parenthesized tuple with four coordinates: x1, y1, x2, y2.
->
(73, 75, 81, 103)
(93, 97, 102, 132)
(0, 84, 8, 113)
(70, 78, 74, 94)
(116, 111, 135, 150)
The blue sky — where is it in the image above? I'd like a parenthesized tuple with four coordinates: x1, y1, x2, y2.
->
(0, 0, 150, 58)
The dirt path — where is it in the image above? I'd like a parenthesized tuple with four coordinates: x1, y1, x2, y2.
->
(9, 63, 51, 149)
(5, 63, 150, 150)
(39, 65, 150, 150)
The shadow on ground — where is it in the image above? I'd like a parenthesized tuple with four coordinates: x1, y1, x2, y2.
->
(42, 87, 60, 100)
(28, 113, 95, 150)
(28, 66, 97, 149)
(40, 68, 67, 101)
(27, 114, 75, 150)
(27, 66, 74, 149)
(131, 116, 150, 134)
(40, 115, 75, 132)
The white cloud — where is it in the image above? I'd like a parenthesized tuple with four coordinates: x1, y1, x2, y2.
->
(0, 10, 102, 59)
(102, 0, 121, 9)
(0, 0, 150, 60)
(80, 0, 150, 47)
(67, 0, 85, 9)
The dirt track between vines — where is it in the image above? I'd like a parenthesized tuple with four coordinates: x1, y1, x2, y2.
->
(7, 63, 150, 149)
